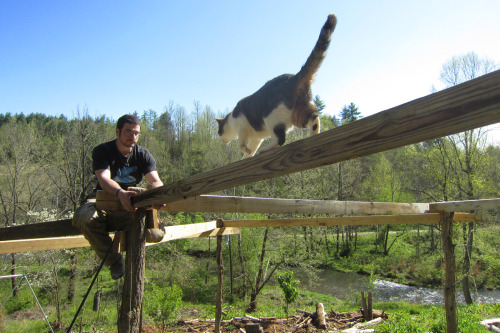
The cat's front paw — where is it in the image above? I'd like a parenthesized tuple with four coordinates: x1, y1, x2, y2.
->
(240, 145, 254, 156)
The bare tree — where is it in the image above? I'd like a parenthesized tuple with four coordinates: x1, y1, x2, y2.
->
(0, 120, 45, 295)
(439, 51, 497, 304)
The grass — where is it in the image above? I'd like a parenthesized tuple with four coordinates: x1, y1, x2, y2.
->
(1, 274, 499, 332)
(1, 223, 498, 332)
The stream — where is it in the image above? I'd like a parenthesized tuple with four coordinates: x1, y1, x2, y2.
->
(293, 269, 500, 305)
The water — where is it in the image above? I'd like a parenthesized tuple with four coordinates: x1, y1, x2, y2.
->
(293, 269, 500, 305)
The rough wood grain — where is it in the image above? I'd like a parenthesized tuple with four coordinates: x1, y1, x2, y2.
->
(118, 211, 147, 333)
(441, 212, 458, 333)
(221, 213, 480, 228)
(161, 195, 429, 215)
(429, 198, 500, 212)
(131, 70, 500, 209)
(0, 219, 79, 241)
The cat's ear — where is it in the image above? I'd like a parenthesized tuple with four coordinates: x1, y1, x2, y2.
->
(215, 118, 224, 126)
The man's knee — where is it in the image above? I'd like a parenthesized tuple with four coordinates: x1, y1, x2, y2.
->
(72, 202, 102, 231)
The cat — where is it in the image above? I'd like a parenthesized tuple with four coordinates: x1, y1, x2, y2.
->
(216, 14, 337, 158)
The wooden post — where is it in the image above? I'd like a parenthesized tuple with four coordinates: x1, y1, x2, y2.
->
(441, 212, 458, 333)
(367, 291, 373, 321)
(316, 303, 326, 329)
(118, 210, 147, 333)
(215, 218, 224, 333)
(361, 291, 373, 321)
(245, 323, 263, 332)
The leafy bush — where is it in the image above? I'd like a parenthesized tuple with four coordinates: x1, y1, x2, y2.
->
(144, 282, 183, 330)
(277, 271, 299, 317)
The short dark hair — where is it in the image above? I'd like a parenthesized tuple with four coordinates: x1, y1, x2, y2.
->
(116, 115, 141, 131)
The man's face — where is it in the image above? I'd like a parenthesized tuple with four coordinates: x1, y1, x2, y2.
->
(117, 123, 141, 148)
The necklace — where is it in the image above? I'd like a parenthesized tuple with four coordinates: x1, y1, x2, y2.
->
(115, 140, 133, 167)
(119, 151, 132, 167)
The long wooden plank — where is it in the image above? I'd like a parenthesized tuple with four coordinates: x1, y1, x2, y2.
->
(161, 195, 429, 215)
(429, 198, 500, 212)
(160, 221, 241, 242)
(0, 224, 241, 254)
(0, 219, 79, 241)
(0, 236, 91, 254)
(222, 213, 480, 228)
(0, 212, 479, 253)
(132, 70, 500, 208)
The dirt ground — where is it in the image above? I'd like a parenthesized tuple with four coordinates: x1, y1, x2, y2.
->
(137, 309, 388, 332)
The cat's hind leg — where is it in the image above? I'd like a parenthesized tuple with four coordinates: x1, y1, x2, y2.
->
(259, 123, 286, 154)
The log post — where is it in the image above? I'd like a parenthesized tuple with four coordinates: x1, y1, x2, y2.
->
(367, 291, 373, 321)
(215, 218, 224, 333)
(441, 212, 458, 333)
(361, 291, 373, 321)
(245, 323, 263, 333)
(316, 303, 326, 329)
(117, 210, 147, 333)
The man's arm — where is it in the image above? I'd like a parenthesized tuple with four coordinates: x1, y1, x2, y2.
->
(145, 170, 163, 189)
(95, 169, 137, 212)
(145, 171, 166, 209)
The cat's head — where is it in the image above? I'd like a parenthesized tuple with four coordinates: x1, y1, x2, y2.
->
(215, 115, 238, 144)
(293, 105, 321, 135)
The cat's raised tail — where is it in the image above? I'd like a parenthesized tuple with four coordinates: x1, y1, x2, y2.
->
(295, 14, 337, 87)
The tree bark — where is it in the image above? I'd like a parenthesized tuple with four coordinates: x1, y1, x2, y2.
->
(67, 249, 77, 302)
(11, 254, 17, 297)
(441, 212, 458, 333)
(118, 211, 146, 333)
(215, 221, 224, 333)
(462, 221, 474, 304)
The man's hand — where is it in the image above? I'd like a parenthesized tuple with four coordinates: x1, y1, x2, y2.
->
(117, 189, 138, 212)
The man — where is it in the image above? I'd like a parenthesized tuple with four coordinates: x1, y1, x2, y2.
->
(73, 114, 164, 279)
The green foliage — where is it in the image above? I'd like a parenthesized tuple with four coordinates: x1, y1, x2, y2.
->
(144, 283, 183, 327)
(277, 271, 299, 316)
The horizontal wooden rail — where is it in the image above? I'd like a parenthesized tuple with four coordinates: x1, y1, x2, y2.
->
(0, 236, 91, 254)
(159, 221, 240, 242)
(161, 195, 429, 215)
(222, 213, 481, 228)
(429, 198, 500, 212)
(0, 222, 241, 254)
(0, 212, 480, 253)
(132, 70, 500, 208)
(0, 219, 78, 241)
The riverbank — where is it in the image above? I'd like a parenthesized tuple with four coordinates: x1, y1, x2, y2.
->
(293, 268, 500, 305)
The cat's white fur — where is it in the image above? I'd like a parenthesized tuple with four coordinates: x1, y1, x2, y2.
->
(219, 102, 320, 158)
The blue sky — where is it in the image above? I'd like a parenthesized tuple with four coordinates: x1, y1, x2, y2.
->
(1, 1, 499, 142)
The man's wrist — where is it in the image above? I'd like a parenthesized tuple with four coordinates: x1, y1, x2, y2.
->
(115, 188, 122, 197)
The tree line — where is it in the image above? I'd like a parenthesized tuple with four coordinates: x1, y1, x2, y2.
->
(0, 51, 498, 312)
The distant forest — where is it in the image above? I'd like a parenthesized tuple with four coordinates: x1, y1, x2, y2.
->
(0, 99, 499, 228)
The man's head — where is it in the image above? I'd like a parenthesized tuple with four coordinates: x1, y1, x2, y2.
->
(116, 115, 141, 149)
(116, 115, 141, 131)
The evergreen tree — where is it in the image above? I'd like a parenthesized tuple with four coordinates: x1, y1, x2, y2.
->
(340, 103, 361, 124)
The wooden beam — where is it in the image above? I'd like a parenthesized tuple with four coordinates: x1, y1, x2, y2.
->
(131, 70, 500, 208)
(160, 221, 240, 242)
(0, 236, 91, 254)
(429, 198, 500, 212)
(0, 219, 79, 241)
(161, 195, 429, 215)
(0, 224, 241, 254)
(222, 213, 480, 228)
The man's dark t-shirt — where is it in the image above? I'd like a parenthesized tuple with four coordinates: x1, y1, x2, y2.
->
(92, 140, 157, 190)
